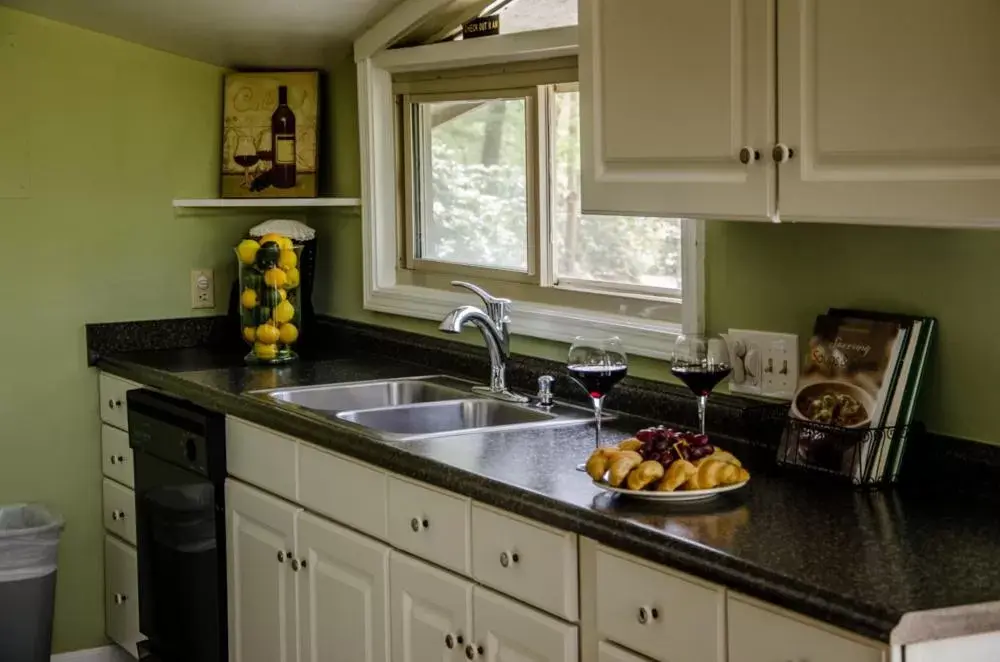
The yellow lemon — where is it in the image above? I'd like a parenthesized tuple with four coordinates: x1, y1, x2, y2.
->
(263, 268, 287, 288)
(256, 323, 281, 345)
(279, 323, 299, 345)
(242, 326, 257, 343)
(237, 239, 260, 265)
(284, 267, 300, 289)
(273, 300, 295, 324)
(253, 342, 278, 360)
(278, 249, 298, 271)
(259, 232, 283, 246)
(278, 289, 287, 301)
(278, 236, 294, 250)
(240, 288, 258, 309)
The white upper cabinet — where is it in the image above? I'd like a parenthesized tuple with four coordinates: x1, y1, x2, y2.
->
(580, 0, 776, 220)
(777, 0, 1000, 226)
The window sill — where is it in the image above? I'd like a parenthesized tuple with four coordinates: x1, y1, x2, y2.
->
(364, 283, 682, 360)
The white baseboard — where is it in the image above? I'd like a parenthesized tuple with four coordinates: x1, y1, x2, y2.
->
(52, 645, 133, 662)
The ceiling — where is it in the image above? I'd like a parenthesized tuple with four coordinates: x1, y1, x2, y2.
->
(0, 0, 406, 68)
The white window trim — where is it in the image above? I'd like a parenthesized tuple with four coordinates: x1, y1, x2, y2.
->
(355, 17, 704, 360)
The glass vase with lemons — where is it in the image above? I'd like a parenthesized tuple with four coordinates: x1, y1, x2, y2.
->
(236, 232, 302, 364)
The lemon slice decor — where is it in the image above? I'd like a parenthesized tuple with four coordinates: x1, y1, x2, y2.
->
(235, 233, 302, 365)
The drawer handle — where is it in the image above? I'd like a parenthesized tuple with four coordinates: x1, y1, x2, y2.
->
(465, 644, 484, 659)
(108, 399, 123, 409)
(109, 455, 127, 465)
(739, 146, 760, 164)
(445, 633, 464, 649)
(637, 606, 658, 624)
(113, 593, 128, 605)
(111, 510, 126, 521)
(277, 551, 286, 563)
(410, 517, 429, 532)
(499, 551, 520, 568)
(291, 558, 300, 571)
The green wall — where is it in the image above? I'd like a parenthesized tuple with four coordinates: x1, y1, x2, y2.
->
(0, 8, 266, 652)
(313, 58, 999, 444)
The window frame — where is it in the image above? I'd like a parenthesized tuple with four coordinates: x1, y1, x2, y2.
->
(356, 24, 704, 360)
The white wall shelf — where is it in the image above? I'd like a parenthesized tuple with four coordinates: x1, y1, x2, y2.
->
(172, 198, 361, 208)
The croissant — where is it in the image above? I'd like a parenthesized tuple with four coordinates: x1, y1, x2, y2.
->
(585, 449, 611, 480)
(617, 438, 643, 452)
(627, 460, 665, 491)
(607, 452, 643, 487)
(705, 449, 742, 467)
(657, 459, 697, 491)
(683, 459, 746, 490)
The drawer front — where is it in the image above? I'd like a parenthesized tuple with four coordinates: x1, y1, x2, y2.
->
(226, 417, 298, 501)
(102, 479, 137, 545)
(299, 442, 388, 541)
(728, 595, 885, 662)
(471, 503, 578, 621)
(598, 641, 652, 662)
(596, 548, 724, 662)
(99, 373, 139, 431)
(387, 476, 470, 575)
(105, 535, 140, 657)
(101, 425, 134, 488)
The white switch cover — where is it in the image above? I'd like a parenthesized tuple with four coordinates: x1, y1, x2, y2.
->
(191, 269, 214, 309)
(727, 329, 798, 400)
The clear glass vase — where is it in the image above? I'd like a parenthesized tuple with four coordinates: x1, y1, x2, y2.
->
(235, 239, 302, 365)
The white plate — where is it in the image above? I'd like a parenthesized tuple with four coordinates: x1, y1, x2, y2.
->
(593, 479, 749, 502)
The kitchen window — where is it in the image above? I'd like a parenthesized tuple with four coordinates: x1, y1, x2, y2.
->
(356, 21, 703, 357)
(395, 65, 695, 331)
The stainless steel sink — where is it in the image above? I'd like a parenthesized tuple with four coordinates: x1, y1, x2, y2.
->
(337, 399, 557, 439)
(261, 377, 469, 413)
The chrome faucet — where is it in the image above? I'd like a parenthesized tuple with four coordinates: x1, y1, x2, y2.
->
(439, 281, 528, 403)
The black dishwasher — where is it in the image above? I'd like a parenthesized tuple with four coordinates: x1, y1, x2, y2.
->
(127, 389, 227, 662)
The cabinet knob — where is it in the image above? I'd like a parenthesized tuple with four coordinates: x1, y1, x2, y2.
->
(638, 606, 657, 624)
(117, 455, 126, 464)
(109, 455, 117, 465)
(410, 517, 429, 532)
(499, 551, 520, 568)
(739, 146, 760, 164)
(445, 634, 454, 649)
(108, 399, 115, 409)
(277, 551, 285, 563)
(772, 143, 795, 163)
(465, 644, 483, 659)
(300, 559, 308, 569)
(111, 510, 125, 521)
(291, 559, 300, 571)
(114, 593, 127, 605)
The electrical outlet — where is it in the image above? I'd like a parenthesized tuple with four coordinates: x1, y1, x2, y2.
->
(726, 329, 798, 400)
(191, 269, 214, 309)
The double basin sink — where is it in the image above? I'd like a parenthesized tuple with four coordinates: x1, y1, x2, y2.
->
(255, 375, 594, 441)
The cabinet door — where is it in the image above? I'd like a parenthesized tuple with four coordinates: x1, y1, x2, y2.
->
(777, 0, 1000, 226)
(472, 587, 578, 662)
(297, 511, 390, 662)
(597, 641, 651, 662)
(728, 595, 885, 662)
(226, 480, 299, 662)
(390, 551, 472, 662)
(105, 535, 140, 657)
(580, 0, 775, 220)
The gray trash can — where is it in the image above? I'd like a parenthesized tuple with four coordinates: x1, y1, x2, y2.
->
(0, 504, 64, 662)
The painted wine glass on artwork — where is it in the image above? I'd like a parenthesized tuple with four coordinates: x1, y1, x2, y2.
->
(222, 72, 319, 198)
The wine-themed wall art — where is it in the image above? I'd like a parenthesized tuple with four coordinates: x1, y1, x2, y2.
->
(221, 72, 319, 198)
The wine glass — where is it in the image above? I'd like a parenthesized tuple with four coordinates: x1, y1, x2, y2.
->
(568, 337, 628, 469)
(234, 135, 260, 188)
(670, 333, 732, 436)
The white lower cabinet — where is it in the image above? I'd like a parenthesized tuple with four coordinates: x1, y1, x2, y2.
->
(473, 587, 578, 662)
(390, 550, 577, 662)
(226, 480, 300, 662)
(391, 550, 472, 662)
(597, 641, 649, 662)
(727, 594, 886, 662)
(297, 511, 390, 662)
(105, 535, 140, 657)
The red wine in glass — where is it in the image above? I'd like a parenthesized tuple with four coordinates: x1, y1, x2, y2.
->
(567, 364, 628, 399)
(670, 364, 732, 396)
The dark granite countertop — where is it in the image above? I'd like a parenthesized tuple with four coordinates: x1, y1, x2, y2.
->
(97, 347, 1000, 647)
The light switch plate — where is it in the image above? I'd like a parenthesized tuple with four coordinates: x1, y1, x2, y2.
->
(727, 329, 798, 400)
(190, 269, 214, 309)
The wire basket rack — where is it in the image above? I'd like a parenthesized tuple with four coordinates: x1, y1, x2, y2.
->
(775, 418, 921, 487)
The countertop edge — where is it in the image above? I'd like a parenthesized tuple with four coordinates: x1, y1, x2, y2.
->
(97, 357, 911, 643)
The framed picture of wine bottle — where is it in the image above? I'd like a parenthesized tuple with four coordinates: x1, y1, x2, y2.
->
(221, 71, 319, 198)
